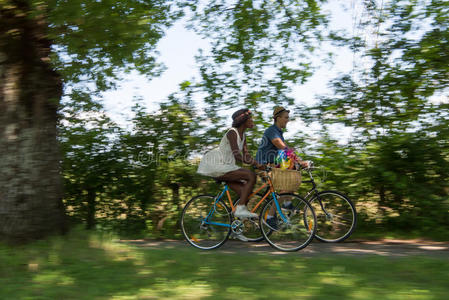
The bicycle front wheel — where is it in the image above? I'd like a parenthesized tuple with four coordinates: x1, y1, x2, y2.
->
(309, 191, 357, 242)
(181, 195, 232, 250)
(260, 194, 316, 252)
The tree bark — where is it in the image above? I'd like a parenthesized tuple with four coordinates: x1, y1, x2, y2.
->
(0, 1, 66, 242)
(86, 188, 96, 230)
(171, 183, 181, 212)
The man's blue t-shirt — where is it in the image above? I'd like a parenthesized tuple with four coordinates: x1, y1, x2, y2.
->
(256, 124, 284, 164)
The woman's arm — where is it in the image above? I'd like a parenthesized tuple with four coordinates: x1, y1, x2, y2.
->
(227, 131, 262, 168)
(242, 139, 263, 168)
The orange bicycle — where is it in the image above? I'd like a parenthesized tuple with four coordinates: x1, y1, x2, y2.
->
(180, 166, 317, 251)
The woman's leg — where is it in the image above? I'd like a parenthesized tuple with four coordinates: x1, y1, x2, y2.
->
(238, 170, 256, 205)
(227, 181, 244, 198)
(216, 169, 256, 205)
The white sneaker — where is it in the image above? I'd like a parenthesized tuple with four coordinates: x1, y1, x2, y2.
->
(231, 232, 249, 242)
(234, 205, 258, 219)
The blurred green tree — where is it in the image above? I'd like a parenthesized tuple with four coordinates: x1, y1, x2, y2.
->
(299, 0, 449, 234)
(59, 89, 122, 230)
(0, 0, 182, 241)
(184, 0, 330, 133)
(307, 0, 448, 137)
(104, 96, 202, 236)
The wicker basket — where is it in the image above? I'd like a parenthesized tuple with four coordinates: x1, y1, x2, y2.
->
(271, 168, 302, 192)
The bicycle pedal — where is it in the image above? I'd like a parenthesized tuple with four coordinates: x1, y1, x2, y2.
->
(234, 216, 258, 220)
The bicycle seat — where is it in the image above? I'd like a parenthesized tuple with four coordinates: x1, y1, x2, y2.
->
(213, 178, 227, 185)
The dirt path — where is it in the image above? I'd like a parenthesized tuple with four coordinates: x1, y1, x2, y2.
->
(123, 238, 449, 257)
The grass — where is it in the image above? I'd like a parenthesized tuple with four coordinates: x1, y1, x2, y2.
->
(349, 224, 449, 242)
(0, 229, 448, 299)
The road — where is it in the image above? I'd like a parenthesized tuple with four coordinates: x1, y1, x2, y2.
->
(123, 238, 449, 257)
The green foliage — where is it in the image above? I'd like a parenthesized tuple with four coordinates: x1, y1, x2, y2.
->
(290, 131, 449, 239)
(55, 0, 448, 239)
(112, 97, 203, 236)
(185, 0, 328, 123)
(59, 89, 123, 228)
(363, 133, 448, 230)
(59, 94, 207, 236)
(308, 0, 449, 137)
(291, 0, 449, 236)
(46, 0, 184, 90)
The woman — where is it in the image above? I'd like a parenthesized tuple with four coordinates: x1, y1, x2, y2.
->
(197, 109, 264, 219)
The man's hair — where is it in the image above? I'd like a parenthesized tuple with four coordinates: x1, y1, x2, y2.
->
(273, 106, 290, 122)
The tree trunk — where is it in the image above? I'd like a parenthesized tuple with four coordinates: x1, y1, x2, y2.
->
(0, 2, 66, 242)
(86, 188, 96, 230)
(169, 182, 185, 233)
(378, 184, 388, 218)
(171, 183, 181, 212)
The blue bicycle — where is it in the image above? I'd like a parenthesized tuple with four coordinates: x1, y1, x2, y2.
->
(180, 167, 317, 252)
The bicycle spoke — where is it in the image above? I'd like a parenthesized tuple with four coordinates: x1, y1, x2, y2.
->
(331, 214, 353, 222)
(328, 219, 348, 226)
(260, 194, 316, 252)
(181, 195, 231, 250)
(310, 191, 357, 242)
(233, 194, 266, 242)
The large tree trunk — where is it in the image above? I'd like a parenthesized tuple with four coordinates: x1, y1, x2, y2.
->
(0, 1, 66, 242)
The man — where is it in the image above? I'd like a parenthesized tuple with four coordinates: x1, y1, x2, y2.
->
(256, 106, 309, 229)
(256, 106, 308, 166)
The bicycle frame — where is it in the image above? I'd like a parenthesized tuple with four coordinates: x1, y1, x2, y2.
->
(301, 169, 329, 215)
(202, 173, 290, 228)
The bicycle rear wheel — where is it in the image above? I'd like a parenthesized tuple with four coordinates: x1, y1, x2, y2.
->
(181, 195, 232, 250)
(308, 191, 357, 242)
(260, 194, 316, 252)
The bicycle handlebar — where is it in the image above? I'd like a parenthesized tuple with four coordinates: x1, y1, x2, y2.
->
(304, 160, 314, 170)
(253, 160, 315, 173)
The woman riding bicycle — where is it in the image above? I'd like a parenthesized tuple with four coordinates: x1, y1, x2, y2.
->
(197, 108, 265, 219)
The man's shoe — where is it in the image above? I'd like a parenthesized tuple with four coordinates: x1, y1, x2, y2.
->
(281, 201, 294, 210)
(264, 216, 279, 231)
(234, 205, 258, 219)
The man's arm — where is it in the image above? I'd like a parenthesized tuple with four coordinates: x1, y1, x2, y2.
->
(271, 137, 287, 150)
(270, 137, 309, 168)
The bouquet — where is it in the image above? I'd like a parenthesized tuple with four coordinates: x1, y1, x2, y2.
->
(274, 148, 299, 170)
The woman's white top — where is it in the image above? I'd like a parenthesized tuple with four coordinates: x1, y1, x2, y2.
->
(197, 128, 245, 178)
